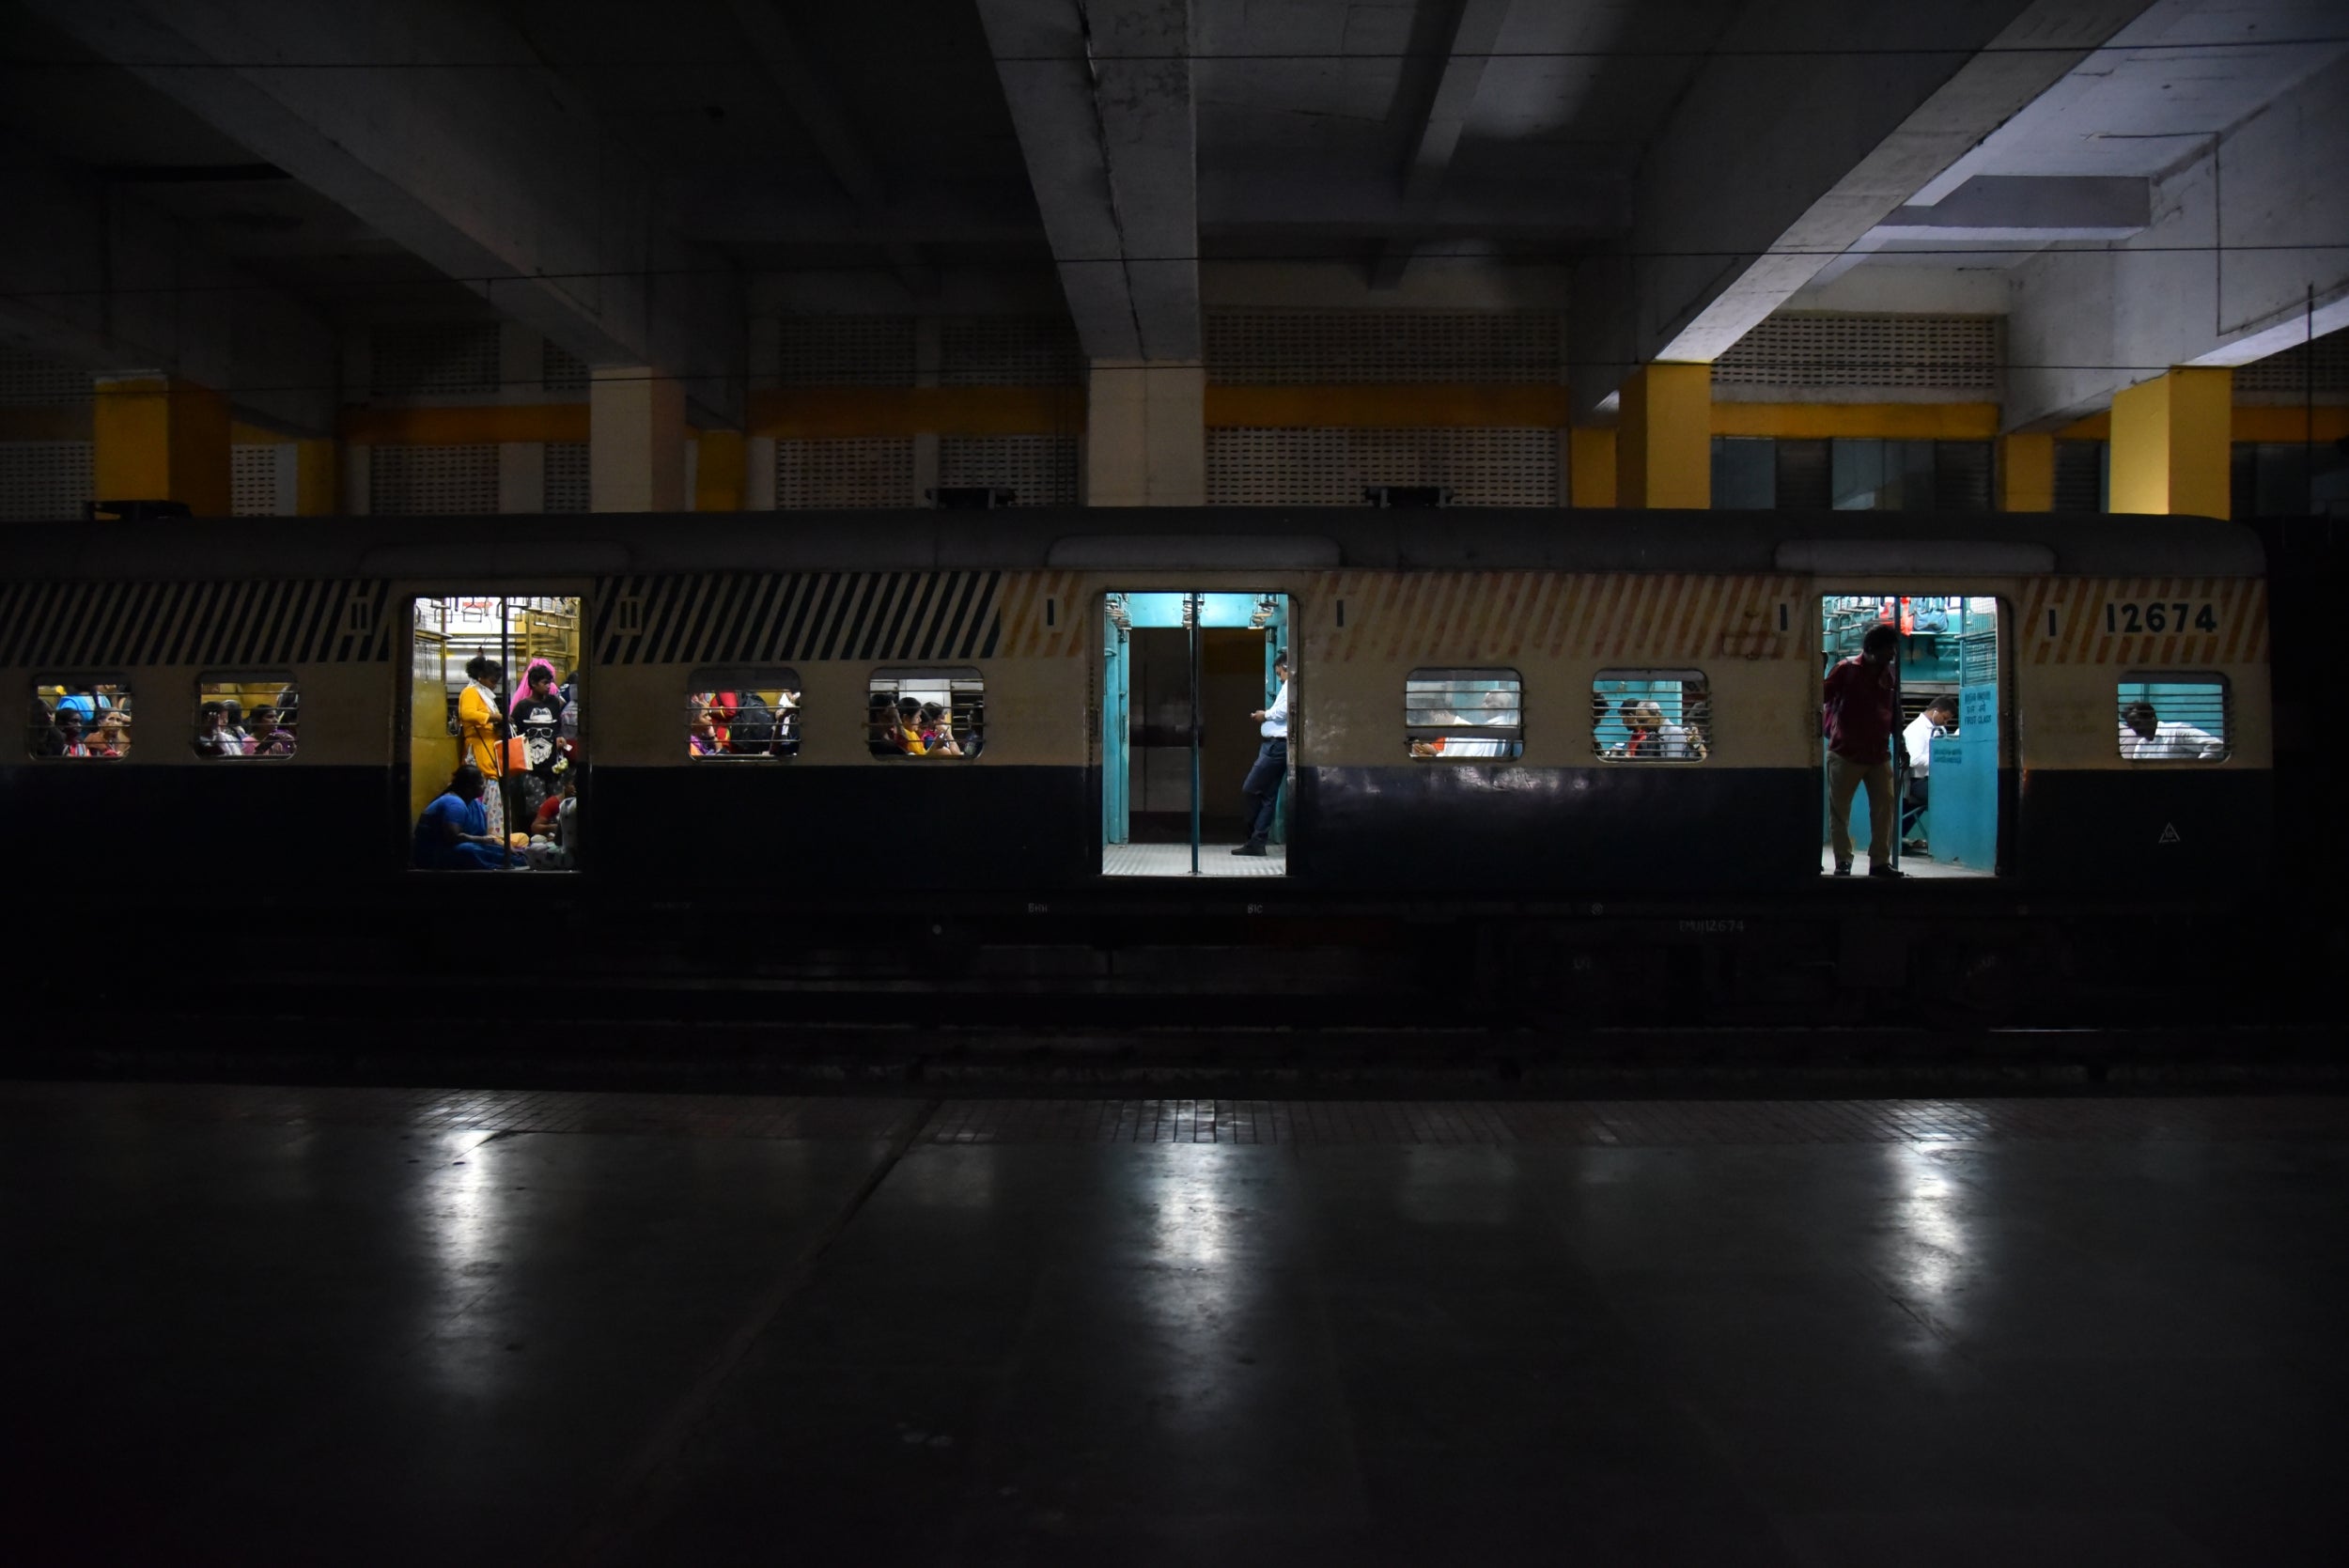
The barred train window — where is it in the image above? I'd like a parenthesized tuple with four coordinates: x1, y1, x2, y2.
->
(2117, 676, 2229, 762)
(1593, 670, 1711, 761)
(1406, 669, 1523, 759)
(29, 679, 132, 759)
(195, 675, 298, 758)
(686, 672, 801, 759)
(868, 667, 984, 758)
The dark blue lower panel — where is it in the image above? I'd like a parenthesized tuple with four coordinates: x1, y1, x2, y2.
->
(1, 765, 396, 888)
(587, 764, 1094, 892)
(1293, 766, 1822, 893)
(2017, 767, 2271, 892)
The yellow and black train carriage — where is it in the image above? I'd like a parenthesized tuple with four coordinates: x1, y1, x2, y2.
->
(0, 508, 2272, 1022)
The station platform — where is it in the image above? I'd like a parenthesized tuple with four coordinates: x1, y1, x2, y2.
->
(8, 1079, 2343, 1565)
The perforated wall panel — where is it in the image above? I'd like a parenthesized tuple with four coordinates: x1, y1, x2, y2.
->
(369, 444, 499, 515)
(940, 317, 1082, 385)
(776, 439, 916, 509)
(939, 435, 1079, 505)
(0, 442, 94, 520)
(231, 444, 282, 516)
(776, 317, 916, 386)
(1206, 312, 1563, 384)
(1207, 428, 1558, 506)
(541, 340, 589, 395)
(1713, 315, 2000, 392)
(368, 323, 502, 397)
(0, 347, 91, 407)
(2234, 329, 2349, 393)
(545, 442, 590, 512)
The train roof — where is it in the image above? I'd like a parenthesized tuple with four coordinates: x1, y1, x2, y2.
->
(0, 506, 2265, 581)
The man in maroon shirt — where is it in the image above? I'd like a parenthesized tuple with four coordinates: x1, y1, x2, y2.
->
(1823, 623, 1906, 877)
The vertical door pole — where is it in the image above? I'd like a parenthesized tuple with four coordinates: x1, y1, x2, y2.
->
(1188, 591, 1202, 876)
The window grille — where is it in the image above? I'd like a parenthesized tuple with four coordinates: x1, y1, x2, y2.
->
(776, 317, 916, 386)
(2054, 441, 2106, 513)
(28, 679, 132, 759)
(939, 435, 1079, 505)
(940, 317, 1082, 385)
(686, 672, 800, 760)
(867, 668, 984, 759)
(2116, 677, 2229, 762)
(1713, 315, 2000, 393)
(369, 323, 502, 397)
(1406, 669, 1523, 760)
(195, 676, 298, 758)
(776, 438, 916, 509)
(1207, 427, 1557, 506)
(2232, 329, 2348, 394)
(1592, 670, 1711, 762)
(545, 442, 590, 512)
(371, 444, 499, 515)
(231, 444, 281, 516)
(1206, 311, 1563, 384)
(0, 442, 95, 520)
(0, 346, 91, 407)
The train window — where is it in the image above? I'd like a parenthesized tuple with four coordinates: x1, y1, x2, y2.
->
(868, 667, 984, 758)
(29, 679, 132, 759)
(1405, 669, 1523, 759)
(2117, 677, 2229, 762)
(195, 675, 298, 758)
(1593, 670, 1711, 761)
(687, 672, 801, 759)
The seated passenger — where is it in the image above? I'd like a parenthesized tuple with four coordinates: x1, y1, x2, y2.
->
(219, 699, 251, 754)
(1636, 699, 1703, 760)
(1410, 700, 1507, 757)
(54, 683, 110, 728)
(27, 695, 56, 755)
(48, 706, 91, 757)
(86, 710, 132, 759)
(866, 692, 898, 757)
(894, 696, 928, 755)
(413, 765, 525, 870)
(245, 704, 296, 758)
(2119, 700, 2225, 760)
(688, 706, 723, 756)
(918, 702, 962, 757)
(774, 691, 800, 757)
(195, 701, 239, 757)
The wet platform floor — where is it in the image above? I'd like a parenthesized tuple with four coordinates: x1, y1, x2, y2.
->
(6, 1082, 2345, 1566)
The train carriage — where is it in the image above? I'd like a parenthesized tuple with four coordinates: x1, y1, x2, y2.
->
(0, 507, 2275, 1028)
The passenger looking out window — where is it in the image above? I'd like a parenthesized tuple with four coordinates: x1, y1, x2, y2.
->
(1406, 669, 1524, 759)
(2119, 699, 2225, 761)
(196, 703, 240, 756)
(245, 706, 296, 759)
(867, 669, 985, 759)
(412, 765, 525, 871)
(1592, 672, 1710, 762)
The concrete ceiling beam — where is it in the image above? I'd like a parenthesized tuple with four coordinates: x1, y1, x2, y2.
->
(1376, 0, 1517, 288)
(26, 0, 745, 427)
(1571, 0, 2154, 421)
(975, 0, 1201, 363)
(0, 133, 337, 434)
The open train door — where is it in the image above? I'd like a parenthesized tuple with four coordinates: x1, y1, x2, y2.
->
(1099, 590, 1288, 877)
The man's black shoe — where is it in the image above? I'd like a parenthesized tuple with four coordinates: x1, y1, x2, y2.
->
(1231, 841, 1268, 857)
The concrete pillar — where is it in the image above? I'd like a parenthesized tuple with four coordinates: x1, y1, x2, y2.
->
(590, 366, 687, 512)
(342, 444, 371, 516)
(294, 439, 338, 517)
(2110, 367, 2232, 520)
(912, 315, 941, 505)
(1614, 363, 1709, 510)
(92, 373, 231, 515)
(498, 442, 546, 514)
(695, 429, 745, 512)
(1568, 427, 1617, 508)
(1084, 361, 1205, 507)
(745, 436, 778, 510)
(1997, 434, 2054, 513)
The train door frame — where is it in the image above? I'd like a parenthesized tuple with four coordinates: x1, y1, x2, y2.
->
(1096, 588, 1291, 877)
(397, 586, 591, 875)
(1813, 591, 2013, 879)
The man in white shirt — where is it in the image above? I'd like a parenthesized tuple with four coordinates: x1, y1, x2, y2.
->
(1233, 652, 1289, 857)
(2119, 701, 2226, 760)
(1900, 694, 1958, 849)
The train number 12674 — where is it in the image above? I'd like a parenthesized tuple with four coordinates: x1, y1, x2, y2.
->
(2105, 601, 2217, 634)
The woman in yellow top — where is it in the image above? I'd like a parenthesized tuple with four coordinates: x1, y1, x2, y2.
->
(459, 655, 507, 839)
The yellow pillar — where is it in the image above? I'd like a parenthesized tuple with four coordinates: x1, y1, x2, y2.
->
(2110, 367, 2232, 519)
(693, 428, 746, 512)
(1999, 432, 2054, 512)
(294, 439, 339, 517)
(1568, 427, 1616, 507)
(590, 366, 687, 512)
(93, 374, 231, 515)
(1614, 363, 1710, 509)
